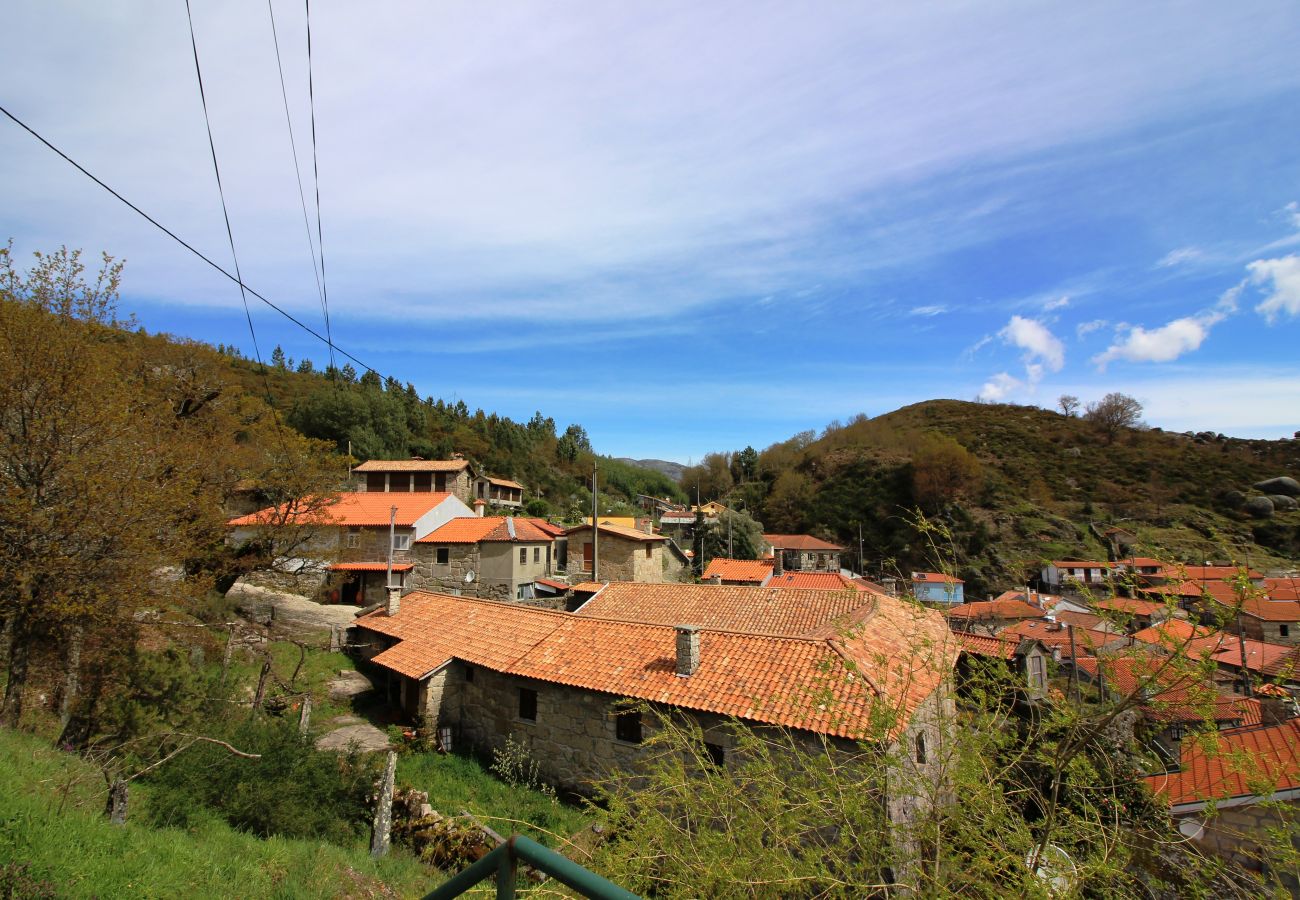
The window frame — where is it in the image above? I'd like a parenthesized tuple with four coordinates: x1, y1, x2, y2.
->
(519, 547, 528, 565)
(345, 530, 360, 549)
(518, 687, 538, 722)
(436, 547, 449, 565)
(392, 533, 411, 552)
(614, 710, 643, 744)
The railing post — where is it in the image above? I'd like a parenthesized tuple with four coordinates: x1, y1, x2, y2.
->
(495, 837, 517, 900)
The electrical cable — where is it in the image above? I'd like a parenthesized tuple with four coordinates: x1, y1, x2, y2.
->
(0, 102, 379, 377)
(304, 0, 335, 372)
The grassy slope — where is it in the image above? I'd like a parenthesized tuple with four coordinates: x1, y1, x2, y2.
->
(0, 728, 431, 899)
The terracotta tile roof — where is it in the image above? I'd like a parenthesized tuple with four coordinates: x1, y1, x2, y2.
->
(573, 582, 874, 637)
(353, 459, 470, 473)
(1074, 654, 1256, 725)
(523, 518, 566, 538)
(702, 557, 773, 583)
(228, 493, 452, 528)
(953, 632, 1022, 660)
(1096, 597, 1167, 617)
(570, 581, 605, 593)
(659, 511, 696, 523)
(913, 571, 964, 584)
(1211, 640, 1300, 680)
(1001, 620, 1117, 656)
(1051, 560, 1113, 569)
(534, 578, 570, 592)
(1054, 611, 1110, 631)
(359, 592, 567, 676)
(946, 599, 1044, 621)
(1142, 580, 1243, 604)
(1155, 564, 1263, 582)
(1145, 719, 1300, 808)
(763, 534, 845, 552)
(764, 572, 866, 592)
(484, 476, 524, 489)
(1237, 597, 1300, 623)
(1264, 577, 1300, 601)
(416, 516, 554, 544)
(1131, 620, 1217, 647)
(566, 522, 665, 542)
(357, 592, 956, 740)
(328, 562, 414, 573)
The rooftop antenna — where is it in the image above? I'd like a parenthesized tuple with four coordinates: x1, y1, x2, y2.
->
(591, 462, 599, 582)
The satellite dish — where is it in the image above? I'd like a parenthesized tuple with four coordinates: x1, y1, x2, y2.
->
(465, 570, 476, 583)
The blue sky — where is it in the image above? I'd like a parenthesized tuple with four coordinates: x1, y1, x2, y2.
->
(3, 1, 1299, 462)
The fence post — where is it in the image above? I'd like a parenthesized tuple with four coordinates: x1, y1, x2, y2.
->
(371, 750, 397, 858)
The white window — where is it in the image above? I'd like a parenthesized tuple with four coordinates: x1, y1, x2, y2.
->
(392, 534, 411, 551)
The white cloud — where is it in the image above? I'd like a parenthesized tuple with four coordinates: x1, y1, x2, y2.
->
(1043, 295, 1070, 310)
(1156, 246, 1202, 268)
(978, 372, 1022, 402)
(1000, 315, 1065, 372)
(1250, 254, 1300, 323)
(1092, 284, 1239, 370)
(1284, 201, 1300, 230)
(909, 304, 947, 317)
(1076, 319, 1108, 339)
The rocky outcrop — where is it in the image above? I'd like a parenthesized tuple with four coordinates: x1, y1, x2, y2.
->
(1244, 496, 1276, 519)
(1254, 476, 1300, 497)
(1269, 494, 1299, 512)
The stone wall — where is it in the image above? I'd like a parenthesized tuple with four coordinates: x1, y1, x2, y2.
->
(568, 529, 665, 583)
(407, 541, 555, 601)
(1232, 617, 1300, 647)
(1175, 799, 1300, 892)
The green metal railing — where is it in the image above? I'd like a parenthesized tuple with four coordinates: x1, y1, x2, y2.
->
(422, 833, 639, 900)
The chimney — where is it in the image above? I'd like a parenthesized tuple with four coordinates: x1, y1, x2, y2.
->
(707, 575, 722, 585)
(675, 625, 700, 676)
(474, 499, 486, 517)
(1259, 696, 1293, 726)
(773, 551, 784, 577)
(386, 585, 402, 616)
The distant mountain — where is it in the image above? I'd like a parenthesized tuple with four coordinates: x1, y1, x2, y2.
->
(616, 457, 687, 483)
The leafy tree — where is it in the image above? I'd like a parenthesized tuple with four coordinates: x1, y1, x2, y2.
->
(557, 424, 592, 462)
(295, 357, 314, 374)
(764, 470, 813, 533)
(680, 452, 735, 503)
(1058, 394, 1080, 416)
(699, 507, 765, 565)
(910, 434, 982, 511)
(1085, 392, 1144, 444)
(270, 345, 287, 369)
(732, 445, 759, 483)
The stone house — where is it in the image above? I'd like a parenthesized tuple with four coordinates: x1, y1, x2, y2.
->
(472, 475, 525, 509)
(564, 522, 680, 583)
(1145, 718, 1300, 892)
(352, 588, 958, 834)
(700, 557, 773, 585)
(409, 516, 556, 601)
(762, 534, 844, 573)
(227, 492, 473, 605)
(352, 459, 476, 504)
(951, 632, 1051, 702)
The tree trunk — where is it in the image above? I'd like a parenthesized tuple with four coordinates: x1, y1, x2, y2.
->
(57, 625, 84, 733)
(251, 657, 272, 711)
(0, 608, 31, 728)
(106, 777, 129, 825)
(220, 625, 237, 686)
(370, 750, 397, 858)
(58, 657, 106, 751)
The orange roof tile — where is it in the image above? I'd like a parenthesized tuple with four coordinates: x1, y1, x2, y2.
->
(1155, 564, 1263, 582)
(1096, 597, 1167, 616)
(1131, 619, 1216, 647)
(328, 562, 414, 573)
(570, 581, 605, 593)
(1211, 639, 1300, 680)
(1264, 577, 1300, 601)
(1001, 620, 1117, 656)
(945, 599, 1044, 621)
(572, 581, 874, 637)
(763, 534, 845, 552)
(416, 516, 553, 544)
(357, 591, 955, 739)
(523, 518, 566, 538)
(765, 572, 865, 591)
(1145, 719, 1300, 807)
(913, 571, 964, 584)
(953, 632, 1023, 660)
(353, 459, 470, 473)
(702, 557, 773, 583)
(565, 522, 665, 542)
(228, 492, 453, 528)
(484, 476, 524, 489)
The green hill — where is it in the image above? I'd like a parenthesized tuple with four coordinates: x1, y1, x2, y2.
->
(695, 400, 1300, 595)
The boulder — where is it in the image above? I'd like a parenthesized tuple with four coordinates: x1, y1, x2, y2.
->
(1268, 494, 1299, 512)
(1220, 490, 1247, 509)
(1244, 496, 1275, 519)
(1254, 476, 1300, 497)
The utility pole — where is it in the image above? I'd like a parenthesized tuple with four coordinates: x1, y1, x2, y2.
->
(858, 522, 864, 578)
(591, 462, 599, 582)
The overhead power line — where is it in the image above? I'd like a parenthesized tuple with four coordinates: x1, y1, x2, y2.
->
(265, 0, 328, 350)
(0, 102, 379, 377)
(304, 0, 335, 372)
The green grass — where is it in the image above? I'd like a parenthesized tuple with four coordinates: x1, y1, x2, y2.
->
(396, 751, 595, 849)
(0, 728, 435, 899)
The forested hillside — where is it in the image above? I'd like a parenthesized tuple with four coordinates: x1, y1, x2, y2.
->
(682, 400, 1300, 594)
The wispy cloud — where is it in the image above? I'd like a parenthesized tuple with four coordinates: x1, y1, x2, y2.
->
(1043, 295, 1070, 310)
(1093, 284, 1240, 370)
(979, 372, 1022, 402)
(1001, 315, 1065, 372)
(1155, 246, 1202, 268)
(909, 304, 947, 317)
(1076, 319, 1108, 339)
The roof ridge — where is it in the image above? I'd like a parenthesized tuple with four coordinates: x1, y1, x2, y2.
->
(560, 608, 848, 643)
